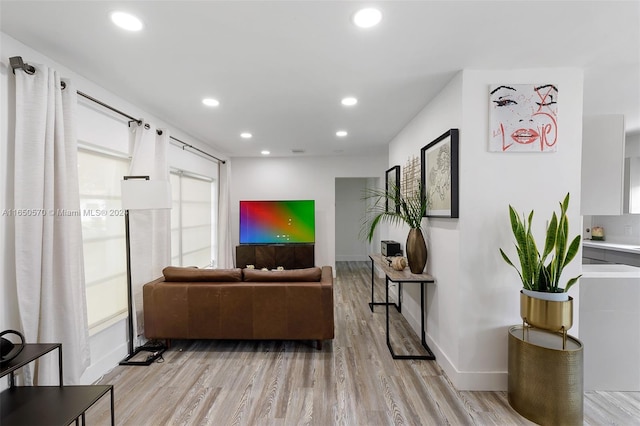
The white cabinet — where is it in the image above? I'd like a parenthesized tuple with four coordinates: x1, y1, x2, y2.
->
(581, 115, 626, 215)
(580, 264, 640, 391)
(623, 135, 640, 214)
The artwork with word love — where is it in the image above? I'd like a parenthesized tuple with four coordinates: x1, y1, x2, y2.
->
(489, 84, 558, 152)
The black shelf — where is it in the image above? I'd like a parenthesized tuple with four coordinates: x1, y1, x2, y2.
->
(1, 343, 62, 386)
(1, 385, 113, 426)
(1, 343, 114, 426)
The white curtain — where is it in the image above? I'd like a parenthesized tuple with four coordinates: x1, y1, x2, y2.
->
(218, 160, 234, 268)
(14, 65, 90, 385)
(128, 122, 171, 344)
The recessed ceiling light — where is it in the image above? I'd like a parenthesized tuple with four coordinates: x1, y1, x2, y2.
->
(353, 8, 382, 28)
(336, 130, 348, 137)
(202, 98, 220, 107)
(261, 150, 270, 155)
(240, 132, 252, 139)
(341, 97, 358, 106)
(110, 11, 143, 31)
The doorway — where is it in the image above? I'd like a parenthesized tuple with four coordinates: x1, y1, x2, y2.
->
(335, 177, 379, 261)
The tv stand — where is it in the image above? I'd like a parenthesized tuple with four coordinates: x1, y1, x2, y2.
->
(236, 244, 314, 269)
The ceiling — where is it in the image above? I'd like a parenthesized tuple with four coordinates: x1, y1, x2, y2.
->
(1, 1, 639, 159)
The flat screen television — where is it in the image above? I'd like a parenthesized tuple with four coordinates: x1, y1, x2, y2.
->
(239, 200, 315, 244)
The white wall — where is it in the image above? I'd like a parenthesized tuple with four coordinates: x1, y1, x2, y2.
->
(1, 32, 225, 384)
(229, 155, 387, 270)
(387, 68, 584, 390)
(387, 71, 464, 382)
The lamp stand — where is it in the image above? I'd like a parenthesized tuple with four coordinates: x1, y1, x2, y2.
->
(119, 176, 166, 366)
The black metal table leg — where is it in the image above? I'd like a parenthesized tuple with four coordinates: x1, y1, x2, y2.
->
(369, 257, 400, 312)
(385, 280, 435, 360)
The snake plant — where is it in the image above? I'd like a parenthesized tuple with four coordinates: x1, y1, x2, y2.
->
(360, 182, 426, 243)
(499, 193, 582, 293)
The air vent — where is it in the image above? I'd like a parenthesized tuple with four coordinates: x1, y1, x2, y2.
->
(291, 149, 305, 154)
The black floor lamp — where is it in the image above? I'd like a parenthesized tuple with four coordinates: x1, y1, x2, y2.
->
(119, 175, 171, 366)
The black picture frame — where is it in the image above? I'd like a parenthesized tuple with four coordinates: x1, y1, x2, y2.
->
(421, 129, 459, 218)
(385, 165, 400, 213)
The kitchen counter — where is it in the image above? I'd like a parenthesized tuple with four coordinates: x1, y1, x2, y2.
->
(581, 263, 640, 278)
(579, 263, 640, 391)
(582, 240, 640, 255)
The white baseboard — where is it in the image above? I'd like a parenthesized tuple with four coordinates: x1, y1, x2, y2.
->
(400, 300, 507, 391)
(81, 342, 127, 385)
(80, 318, 128, 385)
(423, 334, 508, 391)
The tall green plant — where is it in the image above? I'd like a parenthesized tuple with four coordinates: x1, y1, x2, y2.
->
(499, 193, 582, 293)
(360, 182, 426, 243)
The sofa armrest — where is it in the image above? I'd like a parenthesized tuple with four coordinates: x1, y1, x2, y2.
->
(320, 266, 332, 286)
(143, 277, 190, 339)
(320, 266, 335, 339)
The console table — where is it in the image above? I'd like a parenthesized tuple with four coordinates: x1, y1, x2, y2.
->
(1, 343, 114, 425)
(368, 254, 436, 360)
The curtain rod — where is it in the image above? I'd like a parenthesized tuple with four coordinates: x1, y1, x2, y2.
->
(9, 55, 226, 164)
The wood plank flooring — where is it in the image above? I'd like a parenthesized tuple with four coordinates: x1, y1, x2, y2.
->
(87, 261, 640, 425)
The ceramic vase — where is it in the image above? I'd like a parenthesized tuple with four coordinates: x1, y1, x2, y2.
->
(406, 228, 427, 274)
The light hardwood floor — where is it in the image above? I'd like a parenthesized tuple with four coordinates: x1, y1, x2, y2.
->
(88, 261, 640, 425)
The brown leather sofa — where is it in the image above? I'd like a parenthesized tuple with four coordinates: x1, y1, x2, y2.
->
(143, 266, 334, 348)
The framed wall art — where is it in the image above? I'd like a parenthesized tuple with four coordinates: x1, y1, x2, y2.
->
(385, 165, 400, 213)
(489, 83, 558, 152)
(421, 129, 459, 218)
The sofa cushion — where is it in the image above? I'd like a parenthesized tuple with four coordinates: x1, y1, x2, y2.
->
(242, 267, 322, 282)
(163, 266, 243, 282)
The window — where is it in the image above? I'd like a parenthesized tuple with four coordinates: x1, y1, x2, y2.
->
(170, 171, 216, 267)
(77, 149, 129, 329)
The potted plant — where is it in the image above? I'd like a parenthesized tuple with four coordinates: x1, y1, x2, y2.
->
(499, 193, 582, 344)
(361, 182, 428, 273)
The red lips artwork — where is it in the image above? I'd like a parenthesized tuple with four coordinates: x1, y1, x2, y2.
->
(490, 84, 558, 152)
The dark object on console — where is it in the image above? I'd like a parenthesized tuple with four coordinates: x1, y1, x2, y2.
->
(381, 240, 402, 257)
(236, 244, 314, 269)
(1, 329, 25, 364)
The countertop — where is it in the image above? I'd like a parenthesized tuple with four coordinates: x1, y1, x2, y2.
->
(581, 263, 640, 278)
(582, 240, 640, 255)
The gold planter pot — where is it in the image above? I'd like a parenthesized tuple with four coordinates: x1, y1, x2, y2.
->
(520, 290, 573, 347)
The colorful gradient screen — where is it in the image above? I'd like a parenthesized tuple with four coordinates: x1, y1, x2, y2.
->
(239, 200, 315, 244)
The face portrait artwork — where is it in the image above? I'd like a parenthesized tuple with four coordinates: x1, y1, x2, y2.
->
(489, 84, 558, 152)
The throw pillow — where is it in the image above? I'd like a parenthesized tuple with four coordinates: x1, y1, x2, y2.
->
(242, 267, 322, 282)
(163, 266, 243, 282)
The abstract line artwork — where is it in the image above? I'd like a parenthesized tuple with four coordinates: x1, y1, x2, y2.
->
(489, 84, 558, 152)
(421, 129, 459, 218)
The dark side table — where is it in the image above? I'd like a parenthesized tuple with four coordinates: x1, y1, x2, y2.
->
(1, 343, 114, 425)
(369, 254, 436, 360)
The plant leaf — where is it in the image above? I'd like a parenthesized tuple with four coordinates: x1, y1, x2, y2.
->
(542, 212, 557, 261)
(564, 275, 582, 293)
